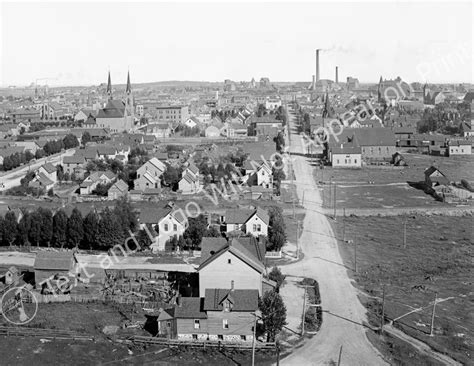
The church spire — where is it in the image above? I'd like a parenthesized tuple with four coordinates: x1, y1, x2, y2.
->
(126, 70, 132, 95)
(107, 71, 112, 99)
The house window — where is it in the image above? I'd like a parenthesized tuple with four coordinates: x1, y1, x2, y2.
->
(224, 302, 230, 312)
(167, 321, 171, 328)
(173, 224, 177, 231)
(354, 159, 357, 164)
(228, 259, 232, 264)
(241, 335, 246, 341)
(223, 319, 229, 329)
(336, 159, 339, 164)
(192, 334, 198, 340)
(194, 319, 200, 329)
(218, 335, 223, 340)
(164, 224, 169, 231)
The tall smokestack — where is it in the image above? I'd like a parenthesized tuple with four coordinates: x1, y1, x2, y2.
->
(335, 66, 339, 84)
(312, 75, 316, 90)
(316, 49, 320, 83)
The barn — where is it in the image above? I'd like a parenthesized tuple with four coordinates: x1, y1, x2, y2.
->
(34, 252, 78, 289)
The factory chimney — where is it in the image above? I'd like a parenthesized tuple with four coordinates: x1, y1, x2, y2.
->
(316, 49, 320, 83)
(335, 66, 339, 84)
(312, 75, 316, 90)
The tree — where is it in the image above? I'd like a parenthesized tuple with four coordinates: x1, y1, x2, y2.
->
(162, 164, 181, 189)
(63, 133, 79, 149)
(56, 164, 64, 181)
(38, 207, 53, 247)
(96, 208, 123, 250)
(83, 211, 99, 249)
(183, 214, 209, 249)
(67, 208, 84, 249)
(272, 157, 286, 195)
(267, 206, 286, 251)
(113, 197, 138, 232)
(3, 211, 17, 247)
(52, 209, 68, 248)
(81, 131, 91, 146)
(259, 290, 287, 342)
(0, 215, 4, 246)
(28, 210, 43, 247)
(268, 266, 286, 290)
(17, 211, 31, 246)
(204, 225, 221, 237)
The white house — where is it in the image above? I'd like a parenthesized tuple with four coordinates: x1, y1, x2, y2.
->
(139, 207, 188, 252)
(178, 173, 199, 194)
(243, 161, 272, 188)
(223, 207, 269, 237)
(37, 162, 57, 183)
(184, 117, 199, 128)
(79, 170, 115, 195)
(134, 157, 166, 191)
(448, 141, 472, 156)
(330, 145, 362, 167)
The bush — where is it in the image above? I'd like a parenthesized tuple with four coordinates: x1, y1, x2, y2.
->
(268, 266, 286, 290)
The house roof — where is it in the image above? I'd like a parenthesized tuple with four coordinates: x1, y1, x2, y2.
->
(31, 172, 54, 187)
(204, 289, 258, 312)
(110, 179, 128, 193)
(34, 251, 75, 271)
(200, 237, 228, 263)
(234, 236, 266, 263)
(199, 237, 265, 273)
(329, 128, 396, 147)
(174, 297, 207, 319)
(97, 99, 126, 119)
(63, 155, 85, 164)
(41, 162, 56, 174)
(225, 209, 255, 224)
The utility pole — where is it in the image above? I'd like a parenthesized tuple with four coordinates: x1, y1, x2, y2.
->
(333, 182, 337, 221)
(296, 220, 300, 259)
(354, 240, 357, 273)
(301, 285, 307, 336)
(403, 216, 407, 248)
(380, 286, 385, 333)
(337, 345, 343, 366)
(430, 292, 437, 336)
(342, 208, 346, 242)
(329, 179, 332, 209)
(252, 312, 257, 366)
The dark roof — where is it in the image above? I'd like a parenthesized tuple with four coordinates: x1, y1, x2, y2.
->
(329, 128, 396, 147)
(63, 155, 85, 164)
(174, 297, 207, 319)
(97, 99, 126, 119)
(225, 207, 269, 226)
(139, 207, 171, 224)
(34, 251, 76, 271)
(200, 237, 228, 263)
(204, 289, 258, 312)
(234, 236, 266, 263)
(41, 162, 56, 174)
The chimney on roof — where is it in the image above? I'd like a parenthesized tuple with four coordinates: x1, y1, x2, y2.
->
(316, 49, 320, 83)
(231, 280, 234, 290)
(335, 66, 339, 84)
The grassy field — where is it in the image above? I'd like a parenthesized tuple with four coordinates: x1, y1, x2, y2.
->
(316, 153, 474, 209)
(333, 214, 473, 365)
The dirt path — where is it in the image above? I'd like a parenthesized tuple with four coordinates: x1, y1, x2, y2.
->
(279, 109, 387, 366)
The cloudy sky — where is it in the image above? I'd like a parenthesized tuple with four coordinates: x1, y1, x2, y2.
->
(1, 1, 472, 86)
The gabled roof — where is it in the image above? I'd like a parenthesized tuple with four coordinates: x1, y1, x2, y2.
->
(63, 155, 86, 164)
(109, 179, 128, 193)
(34, 251, 76, 271)
(200, 237, 228, 263)
(174, 297, 207, 319)
(41, 162, 56, 174)
(181, 172, 197, 184)
(225, 207, 269, 226)
(198, 237, 265, 274)
(96, 99, 126, 119)
(31, 172, 54, 187)
(204, 289, 258, 312)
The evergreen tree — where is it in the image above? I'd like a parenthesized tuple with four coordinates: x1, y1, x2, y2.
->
(28, 210, 42, 247)
(259, 290, 287, 341)
(67, 208, 84, 249)
(17, 211, 31, 246)
(52, 209, 68, 248)
(83, 211, 99, 249)
(3, 211, 17, 247)
(38, 207, 53, 247)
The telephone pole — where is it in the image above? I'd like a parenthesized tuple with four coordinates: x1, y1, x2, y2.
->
(301, 285, 307, 336)
(337, 345, 343, 366)
(430, 292, 438, 336)
(252, 312, 257, 366)
(354, 240, 357, 273)
(380, 286, 385, 333)
(342, 208, 346, 242)
(333, 182, 337, 221)
(403, 216, 407, 248)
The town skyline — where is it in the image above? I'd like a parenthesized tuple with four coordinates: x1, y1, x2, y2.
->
(1, 1, 472, 87)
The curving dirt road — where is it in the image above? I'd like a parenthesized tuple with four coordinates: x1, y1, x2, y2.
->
(280, 108, 387, 366)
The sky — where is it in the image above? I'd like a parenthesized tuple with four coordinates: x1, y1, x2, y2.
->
(0, 1, 472, 86)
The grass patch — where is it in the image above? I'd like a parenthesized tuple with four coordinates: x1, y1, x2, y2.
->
(333, 214, 473, 365)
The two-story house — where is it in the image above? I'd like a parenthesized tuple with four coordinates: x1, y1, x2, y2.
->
(134, 157, 166, 191)
(79, 170, 115, 195)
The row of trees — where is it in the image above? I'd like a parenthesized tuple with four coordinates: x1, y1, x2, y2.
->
(1, 133, 80, 172)
(0, 199, 138, 250)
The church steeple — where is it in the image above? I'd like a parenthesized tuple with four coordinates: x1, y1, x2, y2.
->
(106, 71, 112, 99)
(126, 70, 132, 95)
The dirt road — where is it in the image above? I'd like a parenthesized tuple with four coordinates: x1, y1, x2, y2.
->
(280, 109, 387, 365)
